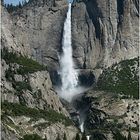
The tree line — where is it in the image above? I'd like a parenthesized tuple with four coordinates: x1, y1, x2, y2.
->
(1, 0, 28, 13)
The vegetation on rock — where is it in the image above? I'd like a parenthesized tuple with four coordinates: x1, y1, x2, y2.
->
(56, 134, 61, 140)
(2, 48, 48, 94)
(4, 0, 28, 13)
(19, 134, 45, 140)
(97, 57, 139, 99)
(2, 48, 47, 75)
(2, 101, 73, 126)
(63, 133, 67, 140)
(5, 67, 32, 93)
(81, 132, 87, 140)
(75, 133, 80, 140)
(13, 81, 32, 92)
(112, 129, 127, 140)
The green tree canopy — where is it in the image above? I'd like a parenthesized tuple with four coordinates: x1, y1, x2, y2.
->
(81, 132, 87, 140)
(63, 133, 67, 140)
(75, 133, 80, 140)
(56, 134, 61, 140)
(20, 134, 43, 140)
(128, 130, 132, 140)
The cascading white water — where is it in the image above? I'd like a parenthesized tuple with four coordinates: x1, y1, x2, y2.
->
(80, 121, 84, 133)
(58, 3, 79, 102)
(57, 2, 88, 135)
(86, 136, 91, 140)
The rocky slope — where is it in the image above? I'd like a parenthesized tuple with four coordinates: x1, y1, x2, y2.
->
(97, 57, 139, 99)
(81, 57, 139, 140)
(1, 48, 79, 140)
(72, 0, 139, 70)
(71, 4, 139, 134)
(84, 90, 139, 140)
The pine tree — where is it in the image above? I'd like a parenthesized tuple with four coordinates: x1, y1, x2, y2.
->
(18, 1, 22, 8)
(1, 0, 4, 5)
(63, 133, 67, 140)
(128, 130, 132, 140)
(22, 0, 27, 6)
(7, 4, 13, 13)
(75, 133, 80, 140)
(56, 134, 61, 140)
(113, 130, 127, 140)
(19, 134, 43, 140)
(81, 132, 87, 140)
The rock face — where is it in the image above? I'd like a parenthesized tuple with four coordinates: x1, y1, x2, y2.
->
(1, 50, 79, 140)
(81, 57, 139, 139)
(1, 0, 68, 72)
(84, 90, 139, 140)
(2, 116, 78, 140)
(1, 56, 68, 115)
(72, 0, 139, 69)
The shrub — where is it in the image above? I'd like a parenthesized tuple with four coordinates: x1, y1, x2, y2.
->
(81, 132, 87, 140)
(2, 101, 73, 126)
(56, 134, 61, 140)
(13, 81, 32, 92)
(5, 68, 14, 81)
(97, 57, 139, 99)
(112, 129, 127, 140)
(63, 133, 67, 140)
(19, 134, 43, 140)
(2, 48, 47, 75)
(128, 130, 132, 140)
(75, 133, 80, 140)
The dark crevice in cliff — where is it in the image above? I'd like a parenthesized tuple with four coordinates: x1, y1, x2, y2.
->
(50, 70, 62, 86)
(78, 71, 95, 87)
(117, 0, 124, 26)
(84, 0, 103, 39)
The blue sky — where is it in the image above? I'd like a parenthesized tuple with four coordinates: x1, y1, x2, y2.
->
(4, 0, 29, 5)
(4, 0, 72, 5)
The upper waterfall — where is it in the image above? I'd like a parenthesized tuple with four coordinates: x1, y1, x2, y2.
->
(58, 3, 79, 102)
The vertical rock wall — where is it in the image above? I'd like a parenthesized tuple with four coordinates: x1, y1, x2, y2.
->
(72, 0, 139, 69)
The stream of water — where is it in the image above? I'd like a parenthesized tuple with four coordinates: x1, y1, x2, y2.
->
(58, 2, 87, 136)
(58, 3, 79, 102)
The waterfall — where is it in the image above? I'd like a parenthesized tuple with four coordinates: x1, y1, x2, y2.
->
(80, 121, 84, 133)
(58, 3, 78, 102)
(86, 136, 91, 140)
(57, 2, 88, 136)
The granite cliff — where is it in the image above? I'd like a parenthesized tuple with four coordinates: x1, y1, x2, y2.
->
(1, 0, 139, 139)
(72, 0, 139, 70)
(71, 1, 139, 139)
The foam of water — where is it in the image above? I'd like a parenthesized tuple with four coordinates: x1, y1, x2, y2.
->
(86, 136, 91, 140)
(58, 3, 79, 102)
(79, 105, 89, 133)
(80, 121, 84, 133)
